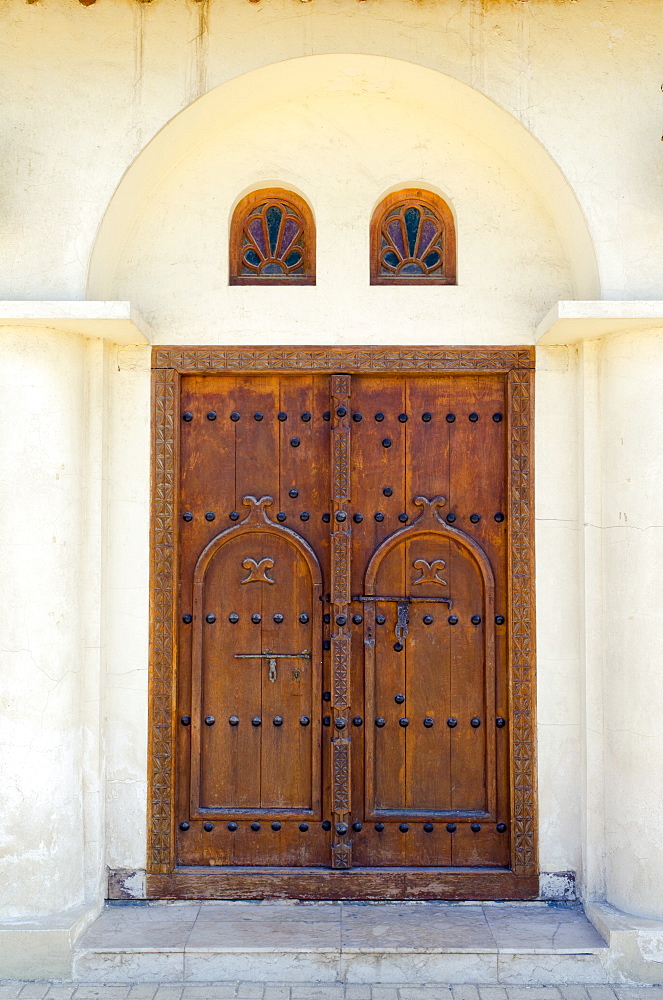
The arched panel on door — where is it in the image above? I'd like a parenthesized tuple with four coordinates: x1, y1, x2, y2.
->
(190, 495, 323, 818)
(363, 496, 497, 821)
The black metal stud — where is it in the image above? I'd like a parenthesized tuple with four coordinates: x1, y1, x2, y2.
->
(398, 413, 408, 423)
(376, 614, 386, 625)
(182, 614, 193, 624)
(496, 717, 506, 728)
(183, 511, 193, 522)
(300, 716, 310, 727)
(204, 822, 214, 832)
(352, 615, 363, 625)
(446, 513, 456, 523)
(423, 615, 433, 625)
(394, 693, 405, 704)
(227, 822, 238, 831)
(471, 615, 482, 625)
(229, 511, 239, 521)
(229, 613, 239, 624)
(272, 822, 282, 831)
(323, 716, 331, 726)
(207, 411, 217, 421)
(323, 614, 331, 625)
(352, 413, 363, 422)
(446, 413, 456, 423)
(181, 715, 191, 726)
(289, 488, 299, 498)
(399, 717, 409, 727)
(469, 412, 479, 422)
(183, 411, 193, 422)
(322, 820, 332, 831)
(352, 717, 363, 727)
(251, 822, 261, 831)
(206, 614, 216, 624)
(375, 717, 386, 727)
(230, 411, 240, 422)
(394, 642, 403, 652)
(448, 615, 458, 625)
(335, 511, 347, 522)
(254, 412, 263, 421)
(301, 412, 311, 422)
(424, 823, 434, 832)
(398, 513, 408, 523)
(375, 512, 385, 522)
(205, 715, 215, 726)
(497, 823, 507, 833)
(335, 718, 347, 730)
(446, 823, 457, 833)
(424, 717, 434, 728)
(495, 615, 505, 625)
(336, 406, 347, 418)
(383, 487, 393, 497)
(493, 413, 503, 423)
(399, 823, 409, 833)
(273, 717, 283, 727)
(470, 513, 480, 523)
(278, 412, 288, 421)
(274, 613, 284, 624)
(375, 412, 385, 422)
(382, 438, 392, 448)
(277, 512, 287, 522)
(494, 512, 505, 522)
(252, 717, 262, 727)
(375, 823, 385, 832)
(422, 412, 432, 422)
(205, 511, 216, 521)
(471, 823, 481, 833)
(252, 613, 262, 624)
(323, 411, 331, 421)
(336, 824, 347, 835)
(290, 437, 301, 448)
(323, 691, 331, 700)
(229, 716, 239, 726)
(336, 615, 347, 626)
(300, 512, 310, 521)
(447, 717, 458, 728)
(352, 822, 363, 832)
(323, 639, 331, 650)
(471, 717, 481, 728)
(353, 513, 363, 523)
(322, 513, 331, 523)
(179, 821, 190, 831)
(299, 823, 309, 832)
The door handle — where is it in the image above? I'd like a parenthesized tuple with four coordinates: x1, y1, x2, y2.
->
(234, 650, 311, 683)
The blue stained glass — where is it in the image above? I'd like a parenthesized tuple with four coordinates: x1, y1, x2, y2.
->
(424, 251, 440, 268)
(401, 261, 424, 274)
(404, 207, 421, 256)
(266, 206, 282, 256)
(384, 250, 399, 268)
(285, 250, 302, 268)
(262, 261, 285, 275)
(245, 249, 261, 267)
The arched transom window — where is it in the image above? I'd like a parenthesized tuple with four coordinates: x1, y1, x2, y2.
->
(370, 189, 456, 285)
(229, 188, 315, 285)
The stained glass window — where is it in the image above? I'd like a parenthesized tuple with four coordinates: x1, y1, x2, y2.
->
(230, 188, 315, 285)
(370, 189, 456, 285)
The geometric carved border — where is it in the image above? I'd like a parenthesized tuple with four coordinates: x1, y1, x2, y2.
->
(148, 346, 536, 878)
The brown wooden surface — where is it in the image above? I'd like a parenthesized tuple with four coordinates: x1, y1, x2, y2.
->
(142, 870, 538, 901)
(148, 347, 536, 897)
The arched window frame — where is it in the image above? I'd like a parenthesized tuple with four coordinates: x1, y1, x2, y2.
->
(229, 187, 316, 286)
(370, 188, 456, 286)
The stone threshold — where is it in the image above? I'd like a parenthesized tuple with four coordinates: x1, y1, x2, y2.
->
(72, 901, 611, 985)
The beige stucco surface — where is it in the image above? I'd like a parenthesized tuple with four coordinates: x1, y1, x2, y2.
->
(1, 0, 663, 981)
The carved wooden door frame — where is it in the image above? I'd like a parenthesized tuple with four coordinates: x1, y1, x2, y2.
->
(146, 346, 536, 900)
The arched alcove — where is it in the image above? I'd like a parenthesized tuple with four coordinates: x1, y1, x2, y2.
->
(87, 54, 599, 344)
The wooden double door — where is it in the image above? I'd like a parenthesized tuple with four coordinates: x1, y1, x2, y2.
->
(174, 367, 524, 879)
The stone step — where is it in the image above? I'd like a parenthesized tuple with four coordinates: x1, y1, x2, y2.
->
(72, 901, 610, 985)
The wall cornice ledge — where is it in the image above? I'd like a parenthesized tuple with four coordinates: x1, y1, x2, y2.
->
(0, 301, 151, 346)
(536, 301, 663, 346)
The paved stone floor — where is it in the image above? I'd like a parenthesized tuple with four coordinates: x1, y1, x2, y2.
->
(1, 984, 663, 999)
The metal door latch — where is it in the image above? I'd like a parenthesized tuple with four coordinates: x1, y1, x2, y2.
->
(234, 650, 311, 683)
(353, 595, 453, 646)
(395, 602, 409, 641)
